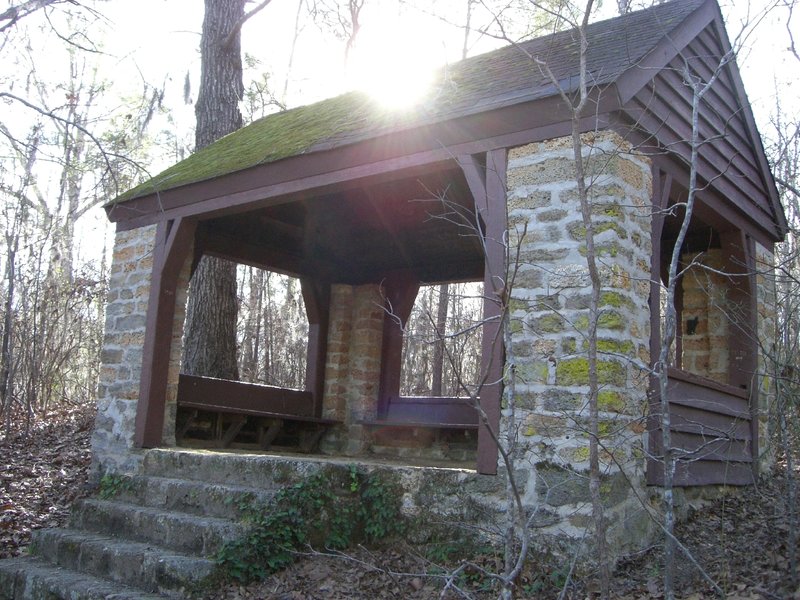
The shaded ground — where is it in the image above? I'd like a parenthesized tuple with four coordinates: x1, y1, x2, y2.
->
(2, 410, 798, 598)
(0, 403, 94, 558)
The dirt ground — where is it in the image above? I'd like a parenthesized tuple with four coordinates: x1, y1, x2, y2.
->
(2, 405, 798, 599)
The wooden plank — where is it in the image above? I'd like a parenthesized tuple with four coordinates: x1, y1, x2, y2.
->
(655, 63, 765, 202)
(220, 415, 247, 448)
(667, 395, 749, 420)
(667, 367, 748, 399)
(668, 404, 751, 441)
(476, 149, 507, 476)
(384, 396, 479, 426)
(626, 90, 777, 240)
(177, 374, 316, 417)
(641, 146, 777, 248)
(650, 459, 754, 487)
(134, 218, 196, 448)
(648, 164, 671, 473)
(670, 430, 752, 463)
(615, 0, 715, 104)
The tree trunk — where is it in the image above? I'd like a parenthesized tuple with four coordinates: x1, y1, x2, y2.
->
(431, 283, 449, 395)
(181, 0, 246, 380)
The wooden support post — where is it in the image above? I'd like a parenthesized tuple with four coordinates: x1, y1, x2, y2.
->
(377, 270, 420, 419)
(720, 229, 759, 475)
(647, 165, 671, 484)
(134, 218, 196, 448)
(459, 150, 507, 476)
(301, 279, 331, 418)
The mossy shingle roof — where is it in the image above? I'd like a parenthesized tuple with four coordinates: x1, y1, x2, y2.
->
(115, 0, 704, 204)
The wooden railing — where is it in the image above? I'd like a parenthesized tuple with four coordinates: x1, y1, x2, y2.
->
(370, 396, 479, 429)
(647, 368, 754, 486)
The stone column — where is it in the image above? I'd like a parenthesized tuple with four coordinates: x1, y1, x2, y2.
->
(91, 225, 157, 477)
(755, 243, 778, 470)
(320, 283, 384, 454)
(504, 130, 654, 554)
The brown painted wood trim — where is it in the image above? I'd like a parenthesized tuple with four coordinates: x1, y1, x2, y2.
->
(109, 99, 617, 232)
(134, 218, 196, 448)
(623, 101, 780, 245)
(703, 15, 787, 237)
(666, 367, 748, 399)
(301, 279, 330, 418)
(176, 373, 321, 419)
(615, 0, 715, 105)
(473, 148, 507, 476)
(648, 165, 670, 479)
(664, 459, 754, 487)
(743, 235, 760, 477)
(377, 270, 420, 419)
(383, 396, 479, 426)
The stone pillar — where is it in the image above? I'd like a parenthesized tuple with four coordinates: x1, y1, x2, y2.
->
(320, 283, 384, 454)
(91, 225, 157, 477)
(755, 243, 778, 470)
(504, 131, 653, 554)
(680, 249, 730, 384)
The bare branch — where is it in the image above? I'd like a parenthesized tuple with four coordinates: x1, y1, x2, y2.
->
(0, 0, 77, 32)
(223, 0, 274, 48)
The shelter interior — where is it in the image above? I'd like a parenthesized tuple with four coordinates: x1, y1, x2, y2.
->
(175, 161, 489, 464)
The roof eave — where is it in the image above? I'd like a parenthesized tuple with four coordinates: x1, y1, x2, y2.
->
(615, 0, 717, 106)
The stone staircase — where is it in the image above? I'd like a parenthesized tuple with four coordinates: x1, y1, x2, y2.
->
(0, 447, 487, 599)
(0, 449, 282, 600)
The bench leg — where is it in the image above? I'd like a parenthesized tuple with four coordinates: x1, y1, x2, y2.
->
(259, 419, 284, 450)
(220, 415, 247, 448)
(176, 410, 199, 442)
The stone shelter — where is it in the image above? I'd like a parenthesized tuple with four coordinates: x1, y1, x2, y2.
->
(93, 0, 783, 559)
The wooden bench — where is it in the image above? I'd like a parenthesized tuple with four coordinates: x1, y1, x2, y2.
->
(359, 396, 479, 430)
(176, 374, 339, 452)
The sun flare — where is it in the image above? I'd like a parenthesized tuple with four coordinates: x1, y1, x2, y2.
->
(345, 24, 437, 109)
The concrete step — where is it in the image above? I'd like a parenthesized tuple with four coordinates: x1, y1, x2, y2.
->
(114, 474, 274, 520)
(69, 498, 245, 556)
(0, 556, 168, 600)
(31, 528, 216, 597)
(142, 448, 328, 489)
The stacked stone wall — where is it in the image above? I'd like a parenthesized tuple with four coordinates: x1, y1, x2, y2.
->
(503, 131, 654, 554)
(320, 284, 384, 454)
(91, 225, 157, 476)
(680, 249, 730, 383)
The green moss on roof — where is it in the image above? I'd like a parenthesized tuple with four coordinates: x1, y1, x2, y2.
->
(113, 91, 397, 203)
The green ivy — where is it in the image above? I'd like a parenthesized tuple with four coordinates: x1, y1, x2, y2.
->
(216, 467, 404, 583)
(97, 473, 134, 500)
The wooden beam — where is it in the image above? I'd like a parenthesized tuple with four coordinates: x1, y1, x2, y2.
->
(648, 165, 671, 473)
(177, 374, 315, 417)
(134, 218, 196, 448)
(377, 270, 420, 419)
(109, 97, 617, 232)
(301, 278, 330, 418)
(472, 149, 507, 476)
